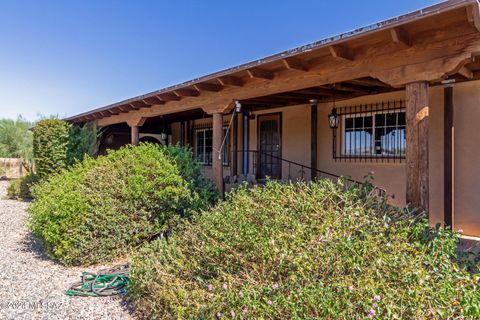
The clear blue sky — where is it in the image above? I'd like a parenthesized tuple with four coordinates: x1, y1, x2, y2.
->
(0, 0, 439, 121)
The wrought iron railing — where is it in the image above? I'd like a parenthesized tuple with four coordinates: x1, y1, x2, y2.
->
(233, 149, 386, 196)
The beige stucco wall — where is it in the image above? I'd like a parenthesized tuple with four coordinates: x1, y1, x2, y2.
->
(166, 80, 480, 236)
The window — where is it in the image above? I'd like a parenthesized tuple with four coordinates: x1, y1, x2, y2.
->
(194, 127, 229, 165)
(336, 101, 405, 161)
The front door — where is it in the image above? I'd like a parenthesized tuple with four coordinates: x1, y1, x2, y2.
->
(258, 113, 282, 179)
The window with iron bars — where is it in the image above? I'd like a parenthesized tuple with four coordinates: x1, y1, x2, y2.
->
(333, 101, 405, 162)
(194, 125, 229, 166)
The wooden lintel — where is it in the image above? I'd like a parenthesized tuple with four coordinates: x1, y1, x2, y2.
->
(174, 88, 200, 97)
(247, 68, 274, 80)
(348, 78, 391, 88)
(390, 27, 412, 47)
(329, 44, 354, 61)
(127, 116, 147, 127)
(157, 93, 181, 101)
(194, 82, 223, 92)
(467, 3, 480, 32)
(217, 76, 244, 87)
(282, 58, 308, 71)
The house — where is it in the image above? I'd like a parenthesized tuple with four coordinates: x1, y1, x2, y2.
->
(66, 0, 480, 237)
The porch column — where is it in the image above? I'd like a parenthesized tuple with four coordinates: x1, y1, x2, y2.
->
(443, 81, 454, 228)
(127, 117, 146, 146)
(310, 101, 318, 180)
(405, 81, 429, 212)
(131, 125, 139, 146)
(212, 112, 224, 195)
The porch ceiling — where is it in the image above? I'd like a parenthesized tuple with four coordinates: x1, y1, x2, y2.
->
(64, 0, 480, 126)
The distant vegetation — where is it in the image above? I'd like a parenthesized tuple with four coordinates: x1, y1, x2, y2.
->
(0, 116, 33, 161)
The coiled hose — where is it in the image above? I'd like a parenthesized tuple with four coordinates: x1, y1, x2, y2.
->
(66, 264, 129, 297)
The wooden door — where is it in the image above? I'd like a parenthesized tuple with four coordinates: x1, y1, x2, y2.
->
(257, 113, 282, 179)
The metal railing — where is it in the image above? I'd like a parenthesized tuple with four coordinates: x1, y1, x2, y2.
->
(233, 149, 386, 196)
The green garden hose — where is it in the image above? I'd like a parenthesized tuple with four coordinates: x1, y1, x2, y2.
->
(66, 264, 129, 297)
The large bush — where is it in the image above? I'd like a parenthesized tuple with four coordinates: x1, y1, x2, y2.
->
(67, 122, 102, 166)
(32, 119, 70, 178)
(129, 180, 480, 319)
(30, 143, 216, 266)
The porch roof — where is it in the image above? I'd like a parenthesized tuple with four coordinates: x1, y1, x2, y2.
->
(66, 0, 480, 125)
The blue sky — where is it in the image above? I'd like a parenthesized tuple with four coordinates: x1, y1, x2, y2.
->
(0, 0, 439, 121)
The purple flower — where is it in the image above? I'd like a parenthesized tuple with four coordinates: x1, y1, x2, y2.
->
(373, 295, 381, 301)
(238, 290, 244, 298)
(230, 309, 235, 317)
(222, 283, 228, 290)
(272, 282, 279, 290)
(207, 284, 214, 291)
(367, 309, 376, 318)
(458, 229, 464, 233)
(267, 300, 273, 305)
(242, 308, 248, 315)
(216, 311, 222, 318)
(348, 285, 354, 291)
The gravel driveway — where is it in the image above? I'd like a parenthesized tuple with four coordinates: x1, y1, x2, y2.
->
(0, 181, 133, 320)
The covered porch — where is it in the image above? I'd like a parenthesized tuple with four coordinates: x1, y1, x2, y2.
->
(67, 0, 480, 236)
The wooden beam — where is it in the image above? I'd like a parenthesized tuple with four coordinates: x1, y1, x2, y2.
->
(131, 101, 148, 108)
(406, 81, 429, 212)
(348, 78, 391, 88)
(247, 68, 274, 80)
(194, 82, 223, 92)
(467, 3, 480, 32)
(217, 76, 244, 87)
(174, 88, 200, 97)
(390, 27, 412, 47)
(282, 58, 308, 71)
(212, 112, 224, 195)
(329, 44, 354, 61)
(157, 93, 181, 101)
(444, 83, 454, 228)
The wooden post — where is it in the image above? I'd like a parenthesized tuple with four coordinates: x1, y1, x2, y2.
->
(131, 125, 139, 146)
(232, 112, 238, 176)
(127, 117, 146, 146)
(444, 83, 454, 228)
(212, 113, 224, 195)
(406, 81, 429, 212)
(310, 102, 318, 180)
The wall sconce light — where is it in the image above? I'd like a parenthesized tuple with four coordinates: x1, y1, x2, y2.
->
(328, 107, 339, 129)
(235, 101, 242, 113)
(160, 132, 168, 140)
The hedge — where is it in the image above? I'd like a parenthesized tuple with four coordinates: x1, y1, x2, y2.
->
(29, 143, 217, 266)
(129, 180, 480, 319)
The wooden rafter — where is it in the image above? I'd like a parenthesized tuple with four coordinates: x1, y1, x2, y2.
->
(217, 76, 244, 87)
(143, 97, 165, 105)
(247, 68, 274, 80)
(157, 93, 181, 101)
(329, 44, 354, 61)
(282, 57, 308, 71)
(174, 88, 200, 97)
(390, 27, 412, 47)
(194, 82, 223, 92)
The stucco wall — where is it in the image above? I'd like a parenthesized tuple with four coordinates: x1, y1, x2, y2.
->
(166, 80, 480, 236)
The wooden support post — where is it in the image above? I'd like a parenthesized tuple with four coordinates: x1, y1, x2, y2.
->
(212, 113, 224, 195)
(232, 112, 238, 176)
(444, 83, 454, 228)
(310, 102, 318, 180)
(127, 117, 146, 146)
(131, 125, 139, 146)
(406, 81, 429, 212)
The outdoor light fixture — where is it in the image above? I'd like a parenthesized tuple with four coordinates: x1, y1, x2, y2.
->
(235, 101, 242, 113)
(328, 91, 339, 129)
(309, 99, 318, 106)
(328, 107, 339, 129)
(160, 132, 167, 140)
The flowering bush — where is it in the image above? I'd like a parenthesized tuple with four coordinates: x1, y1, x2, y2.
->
(129, 180, 480, 319)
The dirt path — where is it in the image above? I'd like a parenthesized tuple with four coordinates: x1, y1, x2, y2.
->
(0, 181, 133, 320)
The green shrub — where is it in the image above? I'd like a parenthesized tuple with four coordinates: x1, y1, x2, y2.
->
(29, 143, 214, 266)
(6, 173, 39, 200)
(33, 119, 70, 179)
(129, 180, 480, 319)
(67, 122, 102, 166)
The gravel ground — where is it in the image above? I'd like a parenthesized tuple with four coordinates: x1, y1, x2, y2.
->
(0, 180, 133, 320)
